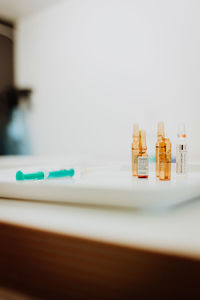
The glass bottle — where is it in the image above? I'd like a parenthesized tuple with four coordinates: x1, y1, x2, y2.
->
(156, 122, 165, 177)
(132, 123, 139, 176)
(159, 138, 171, 180)
(176, 123, 187, 174)
(137, 130, 149, 178)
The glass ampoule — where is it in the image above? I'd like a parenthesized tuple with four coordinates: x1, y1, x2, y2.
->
(137, 130, 149, 178)
(132, 123, 139, 176)
(159, 138, 171, 181)
(156, 122, 165, 178)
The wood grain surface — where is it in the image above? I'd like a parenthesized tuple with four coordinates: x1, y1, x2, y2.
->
(0, 222, 200, 299)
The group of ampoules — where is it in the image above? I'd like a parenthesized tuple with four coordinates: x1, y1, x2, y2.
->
(131, 122, 187, 180)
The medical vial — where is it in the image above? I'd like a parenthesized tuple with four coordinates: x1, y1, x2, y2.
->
(159, 138, 171, 181)
(137, 130, 149, 178)
(156, 122, 165, 178)
(176, 123, 187, 174)
(132, 123, 139, 176)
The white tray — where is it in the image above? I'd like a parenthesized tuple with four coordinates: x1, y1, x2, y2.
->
(0, 165, 200, 209)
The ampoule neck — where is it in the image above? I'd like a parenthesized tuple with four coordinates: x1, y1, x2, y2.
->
(139, 130, 147, 153)
(133, 123, 139, 138)
(157, 122, 165, 139)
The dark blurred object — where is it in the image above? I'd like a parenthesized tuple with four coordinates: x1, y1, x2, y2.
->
(0, 86, 32, 155)
(0, 33, 14, 92)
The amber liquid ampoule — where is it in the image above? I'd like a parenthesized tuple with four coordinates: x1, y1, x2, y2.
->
(156, 122, 165, 177)
(159, 138, 171, 180)
(137, 130, 149, 178)
(132, 124, 139, 176)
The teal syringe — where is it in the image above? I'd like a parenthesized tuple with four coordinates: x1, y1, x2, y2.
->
(16, 169, 75, 181)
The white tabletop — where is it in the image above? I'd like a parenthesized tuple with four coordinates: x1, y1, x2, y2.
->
(1, 195, 200, 260)
(0, 156, 200, 260)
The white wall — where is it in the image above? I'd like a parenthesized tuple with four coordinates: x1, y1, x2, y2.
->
(15, 0, 200, 160)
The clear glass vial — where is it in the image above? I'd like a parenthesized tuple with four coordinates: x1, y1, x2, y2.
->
(176, 123, 187, 174)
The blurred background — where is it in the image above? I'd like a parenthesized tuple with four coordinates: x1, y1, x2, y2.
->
(0, 0, 199, 160)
